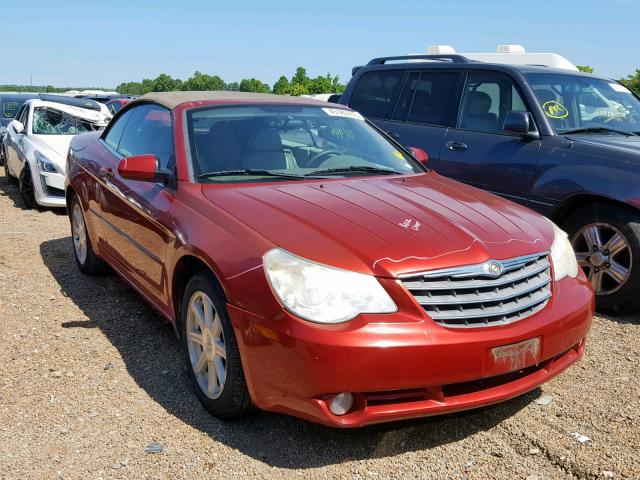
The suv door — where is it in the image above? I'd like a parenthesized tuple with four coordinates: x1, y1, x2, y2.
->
(96, 103, 176, 309)
(436, 71, 541, 206)
(346, 69, 406, 133)
(385, 69, 462, 162)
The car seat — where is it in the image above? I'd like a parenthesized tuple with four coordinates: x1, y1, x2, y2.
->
(461, 91, 499, 132)
(242, 127, 296, 170)
(197, 122, 242, 174)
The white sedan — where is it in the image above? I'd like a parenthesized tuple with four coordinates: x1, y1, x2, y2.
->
(3, 96, 111, 208)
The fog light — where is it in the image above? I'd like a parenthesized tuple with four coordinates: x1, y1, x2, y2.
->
(329, 392, 353, 416)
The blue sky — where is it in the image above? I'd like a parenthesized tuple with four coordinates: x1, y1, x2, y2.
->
(2, 0, 639, 88)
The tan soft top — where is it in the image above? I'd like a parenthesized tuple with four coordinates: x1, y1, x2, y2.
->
(129, 91, 335, 110)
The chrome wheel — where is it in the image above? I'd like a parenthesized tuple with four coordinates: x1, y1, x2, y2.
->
(71, 203, 88, 264)
(572, 222, 632, 295)
(186, 291, 227, 400)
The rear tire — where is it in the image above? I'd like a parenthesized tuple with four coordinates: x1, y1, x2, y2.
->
(18, 165, 36, 209)
(70, 194, 110, 275)
(181, 271, 251, 419)
(563, 202, 640, 313)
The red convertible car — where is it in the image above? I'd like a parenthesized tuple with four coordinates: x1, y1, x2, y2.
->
(65, 91, 593, 427)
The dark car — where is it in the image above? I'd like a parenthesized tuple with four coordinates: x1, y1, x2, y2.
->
(0, 93, 38, 165)
(340, 55, 640, 312)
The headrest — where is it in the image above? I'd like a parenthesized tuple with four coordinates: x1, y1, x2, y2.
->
(250, 128, 282, 152)
(467, 91, 492, 115)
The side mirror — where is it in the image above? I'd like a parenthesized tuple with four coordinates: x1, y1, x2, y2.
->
(409, 147, 429, 165)
(11, 120, 24, 134)
(503, 111, 535, 137)
(118, 154, 171, 183)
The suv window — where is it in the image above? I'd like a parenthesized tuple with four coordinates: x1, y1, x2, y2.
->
(458, 72, 529, 133)
(2, 99, 26, 120)
(348, 70, 405, 120)
(400, 71, 461, 126)
(116, 104, 174, 170)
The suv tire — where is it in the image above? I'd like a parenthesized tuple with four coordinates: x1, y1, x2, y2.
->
(563, 202, 640, 313)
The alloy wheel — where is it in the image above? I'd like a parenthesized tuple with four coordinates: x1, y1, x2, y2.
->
(571, 222, 632, 295)
(186, 291, 227, 399)
(71, 203, 88, 264)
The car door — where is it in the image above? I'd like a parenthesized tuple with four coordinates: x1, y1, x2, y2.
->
(385, 69, 463, 162)
(96, 103, 176, 309)
(436, 71, 541, 206)
(346, 68, 406, 134)
(5, 104, 30, 176)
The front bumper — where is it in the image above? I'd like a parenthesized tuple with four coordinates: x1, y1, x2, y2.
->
(228, 276, 594, 427)
(33, 170, 66, 207)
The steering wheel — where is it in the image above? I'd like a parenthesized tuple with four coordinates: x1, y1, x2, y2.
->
(604, 114, 627, 124)
(307, 149, 344, 168)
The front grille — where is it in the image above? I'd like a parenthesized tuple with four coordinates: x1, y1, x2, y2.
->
(400, 252, 551, 328)
(45, 185, 65, 197)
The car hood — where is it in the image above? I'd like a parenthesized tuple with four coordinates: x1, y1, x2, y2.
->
(565, 133, 640, 155)
(201, 172, 555, 278)
(31, 135, 72, 167)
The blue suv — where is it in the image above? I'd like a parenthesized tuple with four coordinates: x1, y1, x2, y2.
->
(340, 55, 640, 312)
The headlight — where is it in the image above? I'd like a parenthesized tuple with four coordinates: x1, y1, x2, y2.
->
(549, 220, 579, 281)
(263, 248, 397, 323)
(34, 151, 58, 173)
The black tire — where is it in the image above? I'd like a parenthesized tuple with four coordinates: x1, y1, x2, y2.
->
(5, 152, 18, 186)
(563, 202, 640, 313)
(180, 271, 251, 419)
(69, 194, 110, 276)
(18, 165, 36, 209)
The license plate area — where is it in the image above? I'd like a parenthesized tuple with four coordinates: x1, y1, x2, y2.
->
(485, 337, 542, 377)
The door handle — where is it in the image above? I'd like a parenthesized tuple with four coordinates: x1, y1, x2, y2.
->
(100, 167, 114, 178)
(445, 141, 468, 152)
(386, 131, 400, 140)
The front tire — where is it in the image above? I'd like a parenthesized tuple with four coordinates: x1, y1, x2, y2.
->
(18, 165, 36, 209)
(70, 194, 109, 275)
(563, 202, 640, 313)
(181, 272, 251, 419)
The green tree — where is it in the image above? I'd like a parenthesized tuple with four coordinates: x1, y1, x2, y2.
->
(620, 69, 640, 95)
(225, 81, 240, 91)
(272, 75, 290, 95)
(182, 71, 225, 91)
(577, 65, 594, 73)
(239, 78, 270, 93)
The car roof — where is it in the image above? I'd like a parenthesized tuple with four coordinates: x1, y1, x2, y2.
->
(357, 59, 611, 80)
(130, 91, 336, 110)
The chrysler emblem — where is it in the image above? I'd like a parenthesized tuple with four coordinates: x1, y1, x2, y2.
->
(486, 261, 503, 276)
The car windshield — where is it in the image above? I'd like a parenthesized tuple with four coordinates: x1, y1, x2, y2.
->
(187, 105, 424, 182)
(32, 107, 101, 135)
(526, 72, 640, 135)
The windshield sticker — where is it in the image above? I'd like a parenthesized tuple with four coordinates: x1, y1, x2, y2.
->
(542, 101, 569, 119)
(322, 107, 364, 121)
(609, 82, 630, 93)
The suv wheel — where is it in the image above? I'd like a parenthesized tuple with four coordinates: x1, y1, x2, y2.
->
(70, 195, 110, 275)
(18, 166, 36, 209)
(181, 272, 251, 419)
(563, 203, 640, 313)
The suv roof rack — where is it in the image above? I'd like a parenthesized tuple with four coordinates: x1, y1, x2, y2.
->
(366, 54, 473, 66)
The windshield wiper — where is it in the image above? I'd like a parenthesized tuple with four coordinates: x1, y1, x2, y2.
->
(306, 166, 403, 176)
(560, 127, 637, 136)
(198, 169, 307, 180)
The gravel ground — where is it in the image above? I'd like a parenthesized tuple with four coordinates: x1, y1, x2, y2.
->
(0, 166, 639, 480)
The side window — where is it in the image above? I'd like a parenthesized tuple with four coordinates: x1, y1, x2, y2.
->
(406, 71, 461, 127)
(12, 105, 26, 125)
(458, 72, 530, 133)
(104, 108, 135, 151)
(117, 104, 174, 170)
(392, 71, 420, 121)
(18, 104, 29, 126)
(348, 70, 405, 120)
